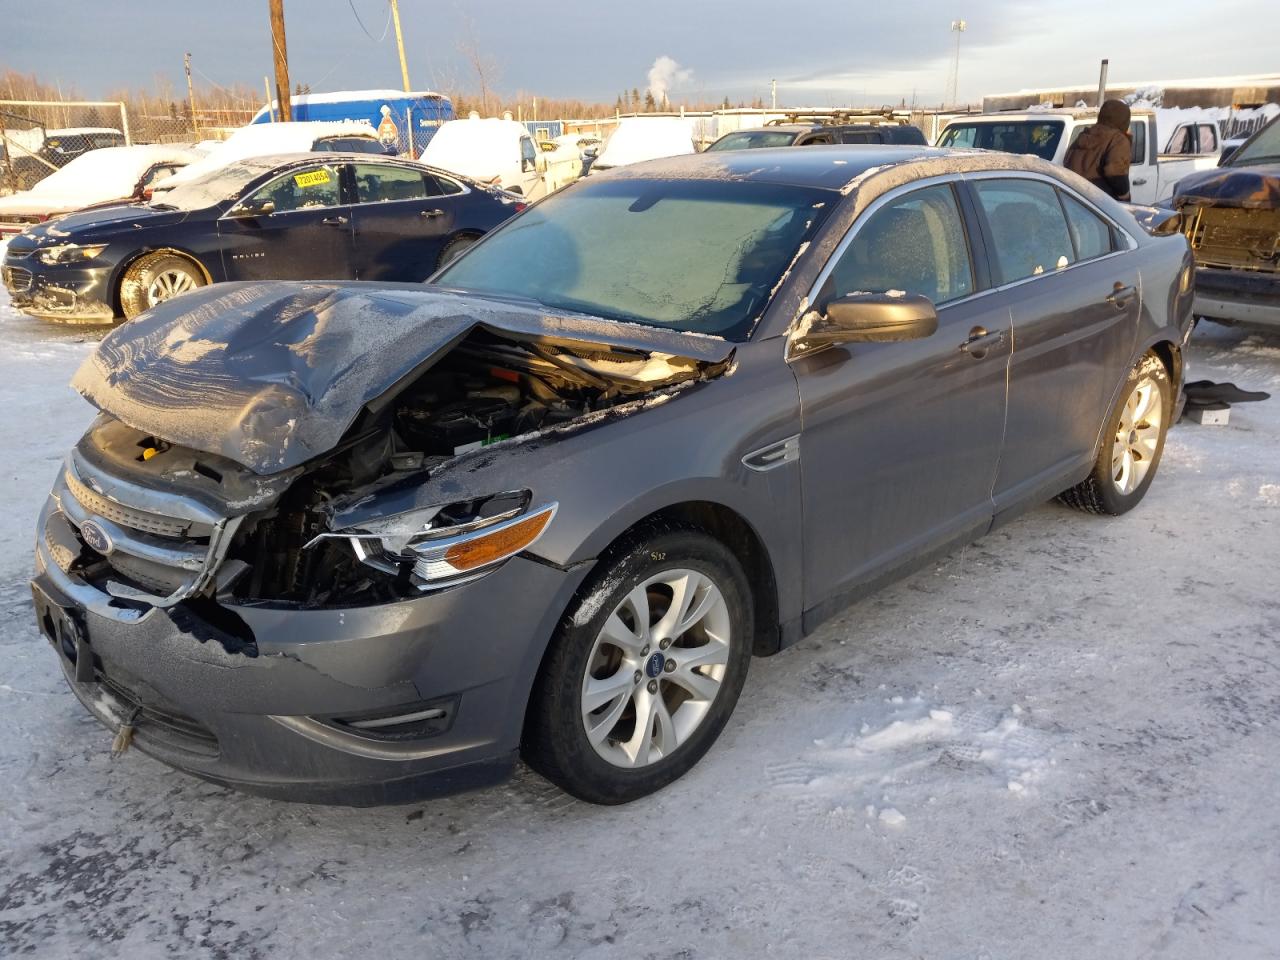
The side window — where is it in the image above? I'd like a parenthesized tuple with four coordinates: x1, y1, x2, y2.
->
(352, 163, 436, 203)
(1198, 124, 1218, 153)
(822, 183, 974, 307)
(841, 131, 881, 144)
(943, 125, 978, 148)
(520, 137, 537, 170)
(247, 163, 343, 212)
(140, 164, 181, 189)
(974, 179, 1076, 283)
(1165, 125, 1191, 155)
(801, 135, 834, 145)
(1060, 192, 1115, 261)
(430, 174, 464, 195)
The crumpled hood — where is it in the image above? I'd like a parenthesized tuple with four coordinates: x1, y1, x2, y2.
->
(1174, 163, 1280, 210)
(72, 281, 734, 476)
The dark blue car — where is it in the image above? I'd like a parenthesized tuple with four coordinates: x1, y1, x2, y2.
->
(1, 152, 522, 324)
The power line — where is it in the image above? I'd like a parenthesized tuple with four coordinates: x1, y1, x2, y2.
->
(348, 0, 393, 42)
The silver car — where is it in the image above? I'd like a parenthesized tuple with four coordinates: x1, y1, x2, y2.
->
(32, 146, 1195, 805)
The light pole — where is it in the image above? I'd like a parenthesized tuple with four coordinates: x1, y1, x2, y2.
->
(948, 19, 967, 108)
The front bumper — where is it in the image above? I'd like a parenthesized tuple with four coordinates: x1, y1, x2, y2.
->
(1, 254, 117, 323)
(1193, 266, 1280, 329)
(33, 496, 588, 805)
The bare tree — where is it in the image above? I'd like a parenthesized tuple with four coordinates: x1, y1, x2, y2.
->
(457, 16, 501, 116)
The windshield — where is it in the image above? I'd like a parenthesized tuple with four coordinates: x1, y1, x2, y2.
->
(706, 130, 800, 152)
(153, 160, 274, 210)
(434, 177, 832, 340)
(1229, 116, 1280, 166)
(938, 120, 1065, 161)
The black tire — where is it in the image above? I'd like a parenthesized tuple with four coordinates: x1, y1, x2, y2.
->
(436, 234, 480, 270)
(1059, 352, 1172, 516)
(119, 252, 206, 320)
(522, 523, 753, 804)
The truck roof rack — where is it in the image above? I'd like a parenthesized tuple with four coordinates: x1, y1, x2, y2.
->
(764, 109, 906, 127)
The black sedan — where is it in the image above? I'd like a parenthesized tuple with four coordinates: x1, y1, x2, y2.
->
(1, 153, 522, 323)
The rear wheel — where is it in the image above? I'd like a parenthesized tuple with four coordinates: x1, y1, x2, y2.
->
(1059, 352, 1171, 515)
(523, 525, 752, 804)
(436, 233, 480, 270)
(119, 252, 206, 320)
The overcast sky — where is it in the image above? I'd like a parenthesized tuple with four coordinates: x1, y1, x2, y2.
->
(4, 0, 1276, 108)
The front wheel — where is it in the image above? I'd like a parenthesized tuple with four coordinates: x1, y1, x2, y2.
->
(119, 252, 206, 320)
(1059, 352, 1172, 515)
(523, 525, 753, 804)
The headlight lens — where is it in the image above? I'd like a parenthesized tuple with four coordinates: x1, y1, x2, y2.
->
(312, 491, 557, 589)
(35, 243, 108, 265)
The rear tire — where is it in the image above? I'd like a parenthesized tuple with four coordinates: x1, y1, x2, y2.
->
(436, 234, 479, 270)
(119, 252, 206, 320)
(523, 524, 753, 804)
(1059, 352, 1171, 516)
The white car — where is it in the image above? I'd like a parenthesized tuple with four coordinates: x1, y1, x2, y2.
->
(153, 121, 384, 194)
(0, 144, 202, 235)
(937, 109, 1221, 205)
(420, 116, 550, 199)
(589, 117, 697, 173)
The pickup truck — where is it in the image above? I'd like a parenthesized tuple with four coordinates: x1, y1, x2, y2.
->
(937, 108, 1221, 204)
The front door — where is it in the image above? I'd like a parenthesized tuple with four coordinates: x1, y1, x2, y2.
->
(793, 182, 1011, 613)
(218, 161, 356, 281)
(968, 176, 1139, 508)
(348, 162, 462, 281)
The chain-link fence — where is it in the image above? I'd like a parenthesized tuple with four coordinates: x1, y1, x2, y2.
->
(0, 99, 255, 194)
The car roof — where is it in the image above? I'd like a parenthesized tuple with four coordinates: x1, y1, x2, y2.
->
(608, 145, 953, 190)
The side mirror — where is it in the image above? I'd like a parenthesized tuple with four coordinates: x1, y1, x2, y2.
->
(794, 292, 938, 353)
(229, 197, 275, 218)
(583, 146, 598, 159)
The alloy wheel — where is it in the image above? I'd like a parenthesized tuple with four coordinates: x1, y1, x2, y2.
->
(581, 569, 732, 768)
(146, 268, 198, 307)
(1111, 373, 1164, 495)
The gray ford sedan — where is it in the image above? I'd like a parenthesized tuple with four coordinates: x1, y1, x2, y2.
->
(33, 146, 1195, 805)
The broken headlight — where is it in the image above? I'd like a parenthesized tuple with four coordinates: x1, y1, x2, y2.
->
(310, 491, 557, 590)
(35, 243, 108, 265)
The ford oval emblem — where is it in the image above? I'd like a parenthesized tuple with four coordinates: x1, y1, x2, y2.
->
(80, 518, 114, 555)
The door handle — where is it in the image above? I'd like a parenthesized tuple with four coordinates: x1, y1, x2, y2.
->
(959, 325, 1005, 359)
(322, 215, 349, 226)
(420, 208, 446, 218)
(1132, 178, 1149, 186)
(1106, 282, 1136, 309)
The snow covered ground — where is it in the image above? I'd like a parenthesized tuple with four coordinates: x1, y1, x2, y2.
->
(1, 262, 1278, 959)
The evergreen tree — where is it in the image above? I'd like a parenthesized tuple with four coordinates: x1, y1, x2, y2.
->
(644, 91, 656, 111)
(721, 96, 731, 110)
(631, 87, 641, 110)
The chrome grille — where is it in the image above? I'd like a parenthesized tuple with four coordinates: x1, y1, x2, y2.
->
(52, 454, 240, 609)
(63, 469, 190, 538)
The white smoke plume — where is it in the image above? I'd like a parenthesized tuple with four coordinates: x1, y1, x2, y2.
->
(647, 56, 693, 105)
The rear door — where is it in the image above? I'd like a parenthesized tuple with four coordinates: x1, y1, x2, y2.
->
(968, 175, 1139, 510)
(217, 161, 356, 281)
(792, 180, 1012, 612)
(348, 161, 463, 281)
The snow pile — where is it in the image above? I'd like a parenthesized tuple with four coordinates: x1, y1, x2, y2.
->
(419, 117, 528, 182)
(594, 117, 696, 169)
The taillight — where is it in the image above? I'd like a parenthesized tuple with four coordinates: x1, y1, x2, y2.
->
(515, 202, 527, 213)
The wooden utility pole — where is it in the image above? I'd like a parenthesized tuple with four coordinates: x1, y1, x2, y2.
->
(390, 0, 411, 93)
(184, 52, 200, 137)
(268, 0, 292, 121)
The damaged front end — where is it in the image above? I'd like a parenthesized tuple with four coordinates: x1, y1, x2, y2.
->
(1173, 165, 1280, 328)
(34, 281, 733, 800)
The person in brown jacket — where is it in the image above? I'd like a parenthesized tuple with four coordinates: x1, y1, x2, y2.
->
(1064, 99, 1133, 200)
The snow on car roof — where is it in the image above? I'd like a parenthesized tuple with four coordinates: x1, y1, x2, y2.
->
(594, 117, 697, 169)
(156, 120, 377, 190)
(0, 145, 203, 214)
(419, 117, 532, 181)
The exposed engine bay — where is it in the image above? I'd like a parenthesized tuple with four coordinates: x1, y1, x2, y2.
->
(220, 329, 715, 606)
